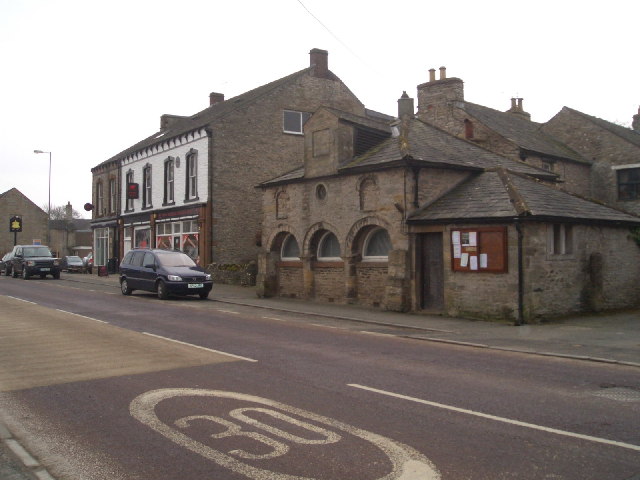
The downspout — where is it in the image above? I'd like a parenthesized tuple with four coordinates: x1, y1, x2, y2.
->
(515, 218, 524, 326)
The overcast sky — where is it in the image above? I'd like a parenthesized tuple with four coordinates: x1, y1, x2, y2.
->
(1, 0, 638, 219)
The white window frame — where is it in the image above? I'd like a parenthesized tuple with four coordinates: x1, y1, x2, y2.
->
(186, 152, 198, 200)
(109, 178, 116, 214)
(283, 110, 311, 135)
(280, 234, 300, 260)
(165, 158, 175, 204)
(547, 224, 573, 256)
(317, 231, 341, 261)
(96, 181, 104, 215)
(143, 165, 152, 208)
(362, 227, 391, 261)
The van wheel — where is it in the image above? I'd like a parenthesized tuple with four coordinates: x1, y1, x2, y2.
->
(120, 278, 132, 295)
(199, 291, 209, 299)
(12, 268, 18, 278)
(22, 268, 30, 280)
(53, 272, 60, 279)
(157, 281, 169, 300)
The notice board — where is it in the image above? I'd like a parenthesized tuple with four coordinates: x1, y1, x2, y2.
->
(451, 227, 507, 273)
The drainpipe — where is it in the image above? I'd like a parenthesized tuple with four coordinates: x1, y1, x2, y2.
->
(515, 219, 524, 326)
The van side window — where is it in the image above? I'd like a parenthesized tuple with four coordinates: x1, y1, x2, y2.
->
(143, 252, 155, 267)
(131, 251, 146, 266)
(123, 251, 134, 265)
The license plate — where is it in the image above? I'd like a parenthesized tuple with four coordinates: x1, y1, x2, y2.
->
(188, 283, 204, 289)
(40, 268, 50, 272)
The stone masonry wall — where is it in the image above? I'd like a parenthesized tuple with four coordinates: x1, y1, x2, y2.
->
(278, 264, 305, 298)
(356, 264, 388, 307)
(0, 189, 48, 253)
(211, 73, 364, 264)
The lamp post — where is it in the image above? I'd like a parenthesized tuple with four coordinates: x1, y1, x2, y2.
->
(34, 150, 51, 244)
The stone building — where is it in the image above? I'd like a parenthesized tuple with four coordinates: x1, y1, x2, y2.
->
(89, 49, 366, 268)
(257, 95, 640, 323)
(542, 106, 640, 216)
(0, 188, 48, 253)
(416, 67, 592, 197)
(89, 156, 120, 267)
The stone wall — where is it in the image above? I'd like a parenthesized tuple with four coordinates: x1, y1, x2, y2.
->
(0, 188, 48, 253)
(278, 263, 304, 298)
(356, 263, 388, 307)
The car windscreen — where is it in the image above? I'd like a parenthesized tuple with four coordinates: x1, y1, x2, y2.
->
(23, 247, 52, 257)
(67, 257, 83, 263)
(156, 252, 196, 268)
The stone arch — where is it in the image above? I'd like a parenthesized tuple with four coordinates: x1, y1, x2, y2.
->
(357, 175, 379, 211)
(345, 216, 393, 256)
(303, 221, 342, 259)
(265, 224, 301, 254)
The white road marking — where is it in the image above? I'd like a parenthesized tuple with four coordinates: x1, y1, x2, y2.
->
(360, 331, 396, 338)
(216, 309, 240, 314)
(141, 332, 257, 363)
(348, 384, 640, 452)
(131, 388, 441, 479)
(55, 309, 109, 323)
(262, 316, 287, 322)
(5, 296, 36, 304)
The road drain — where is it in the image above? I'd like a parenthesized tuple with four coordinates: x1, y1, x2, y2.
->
(593, 386, 640, 402)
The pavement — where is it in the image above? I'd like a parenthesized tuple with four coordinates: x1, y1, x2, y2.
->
(2, 271, 640, 479)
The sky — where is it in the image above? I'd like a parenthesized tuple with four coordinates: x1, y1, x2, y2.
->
(1, 0, 638, 219)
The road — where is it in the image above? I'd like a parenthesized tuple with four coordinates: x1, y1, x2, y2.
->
(0, 275, 639, 480)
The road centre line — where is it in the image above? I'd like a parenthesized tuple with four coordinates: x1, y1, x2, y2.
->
(216, 309, 240, 315)
(55, 309, 109, 323)
(348, 384, 640, 453)
(262, 316, 287, 321)
(142, 332, 258, 363)
(5, 296, 36, 304)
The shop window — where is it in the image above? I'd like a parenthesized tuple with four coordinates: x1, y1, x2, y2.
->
(281, 234, 300, 260)
(318, 231, 341, 261)
(363, 228, 391, 260)
(617, 167, 640, 201)
(548, 224, 573, 255)
(451, 227, 507, 272)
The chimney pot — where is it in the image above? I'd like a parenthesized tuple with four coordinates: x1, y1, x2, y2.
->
(510, 98, 517, 109)
(632, 105, 640, 132)
(209, 92, 224, 106)
(517, 98, 524, 111)
(439, 66, 446, 80)
(309, 48, 329, 78)
(429, 68, 436, 82)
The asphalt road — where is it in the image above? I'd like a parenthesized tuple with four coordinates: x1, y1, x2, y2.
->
(1, 275, 639, 480)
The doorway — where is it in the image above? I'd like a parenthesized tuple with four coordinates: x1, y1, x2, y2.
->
(420, 232, 444, 310)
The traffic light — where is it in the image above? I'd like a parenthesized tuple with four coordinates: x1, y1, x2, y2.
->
(9, 216, 22, 232)
(127, 183, 139, 199)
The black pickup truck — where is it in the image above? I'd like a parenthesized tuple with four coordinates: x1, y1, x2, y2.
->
(10, 245, 61, 279)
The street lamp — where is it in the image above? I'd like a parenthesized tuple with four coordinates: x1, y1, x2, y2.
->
(34, 149, 51, 244)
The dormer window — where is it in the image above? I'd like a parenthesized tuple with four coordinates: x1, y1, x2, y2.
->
(283, 110, 311, 134)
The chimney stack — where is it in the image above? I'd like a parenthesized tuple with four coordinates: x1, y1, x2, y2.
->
(429, 68, 436, 82)
(209, 92, 225, 106)
(506, 98, 531, 120)
(65, 202, 72, 221)
(633, 106, 640, 132)
(416, 66, 464, 121)
(310, 48, 329, 78)
(397, 91, 415, 118)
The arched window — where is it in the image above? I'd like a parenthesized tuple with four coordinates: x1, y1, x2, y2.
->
(363, 228, 391, 260)
(317, 231, 341, 261)
(281, 234, 300, 260)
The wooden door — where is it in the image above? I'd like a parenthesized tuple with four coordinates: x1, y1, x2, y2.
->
(421, 233, 444, 310)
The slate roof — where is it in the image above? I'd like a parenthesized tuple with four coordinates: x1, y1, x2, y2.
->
(558, 107, 640, 148)
(341, 118, 557, 178)
(97, 65, 362, 168)
(408, 169, 640, 226)
(460, 102, 590, 164)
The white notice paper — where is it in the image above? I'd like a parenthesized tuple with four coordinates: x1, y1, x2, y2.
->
(470, 256, 478, 270)
(453, 245, 462, 259)
(469, 232, 477, 247)
(480, 254, 488, 268)
(452, 231, 461, 245)
(460, 253, 469, 267)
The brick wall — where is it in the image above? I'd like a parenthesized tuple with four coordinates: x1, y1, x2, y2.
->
(356, 263, 388, 307)
(278, 264, 304, 298)
(312, 264, 345, 302)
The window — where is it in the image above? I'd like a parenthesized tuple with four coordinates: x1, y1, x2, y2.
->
(186, 151, 198, 200)
(96, 181, 104, 215)
(283, 110, 311, 134)
(318, 231, 341, 260)
(164, 158, 175, 205)
(363, 228, 392, 260)
(143, 165, 152, 208)
(359, 177, 378, 211)
(109, 178, 116, 214)
(126, 171, 134, 211)
(617, 167, 640, 201)
(548, 224, 573, 255)
(281, 234, 300, 260)
(541, 161, 554, 172)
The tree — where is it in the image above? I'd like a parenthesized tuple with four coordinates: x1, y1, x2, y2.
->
(42, 204, 83, 220)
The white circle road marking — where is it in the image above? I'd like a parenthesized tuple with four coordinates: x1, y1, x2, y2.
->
(130, 388, 441, 480)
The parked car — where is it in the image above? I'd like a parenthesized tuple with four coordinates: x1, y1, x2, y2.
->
(9, 245, 61, 279)
(119, 249, 212, 300)
(83, 252, 93, 273)
(61, 255, 85, 273)
(1, 251, 14, 276)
